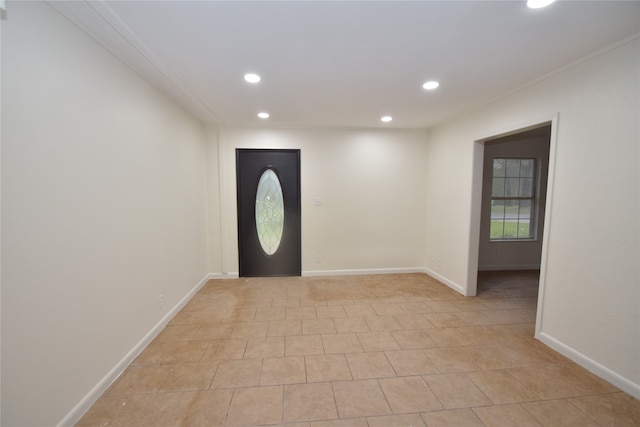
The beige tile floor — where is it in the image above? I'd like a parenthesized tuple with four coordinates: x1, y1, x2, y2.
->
(77, 271, 640, 426)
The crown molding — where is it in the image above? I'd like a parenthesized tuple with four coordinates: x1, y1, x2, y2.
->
(49, 0, 217, 123)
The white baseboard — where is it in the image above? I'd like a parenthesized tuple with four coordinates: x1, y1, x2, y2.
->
(423, 268, 465, 295)
(211, 272, 239, 279)
(536, 331, 640, 399)
(302, 267, 426, 277)
(478, 264, 540, 271)
(58, 273, 213, 427)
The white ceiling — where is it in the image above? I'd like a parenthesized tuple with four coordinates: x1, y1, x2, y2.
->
(51, 1, 640, 129)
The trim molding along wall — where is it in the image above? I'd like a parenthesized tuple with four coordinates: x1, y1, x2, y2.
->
(58, 274, 216, 427)
(423, 268, 465, 295)
(48, 0, 216, 123)
(537, 332, 640, 399)
(478, 264, 542, 271)
(302, 267, 426, 277)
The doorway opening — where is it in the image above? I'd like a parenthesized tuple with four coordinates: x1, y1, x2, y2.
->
(469, 119, 556, 335)
(478, 125, 551, 274)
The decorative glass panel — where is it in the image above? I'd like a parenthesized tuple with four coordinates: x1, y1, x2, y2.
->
(255, 168, 284, 255)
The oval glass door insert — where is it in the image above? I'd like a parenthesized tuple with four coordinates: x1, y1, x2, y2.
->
(255, 168, 285, 255)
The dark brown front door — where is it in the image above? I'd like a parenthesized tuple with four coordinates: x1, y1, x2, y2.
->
(236, 149, 301, 277)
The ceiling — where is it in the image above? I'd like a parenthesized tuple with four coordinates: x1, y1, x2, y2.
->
(51, 1, 640, 129)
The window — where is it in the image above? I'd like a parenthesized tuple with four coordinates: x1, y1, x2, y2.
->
(490, 158, 536, 240)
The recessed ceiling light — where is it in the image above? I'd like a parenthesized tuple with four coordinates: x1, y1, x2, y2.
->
(422, 81, 440, 90)
(381, 116, 392, 123)
(527, 0, 556, 9)
(244, 73, 261, 83)
(258, 112, 269, 119)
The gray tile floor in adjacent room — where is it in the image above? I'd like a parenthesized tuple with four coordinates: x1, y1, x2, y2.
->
(77, 271, 640, 426)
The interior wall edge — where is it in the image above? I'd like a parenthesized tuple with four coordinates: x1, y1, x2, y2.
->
(536, 331, 640, 400)
(56, 273, 212, 427)
(533, 113, 560, 348)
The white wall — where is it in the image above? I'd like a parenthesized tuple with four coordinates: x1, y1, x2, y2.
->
(478, 134, 550, 270)
(425, 38, 640, 395)
(217, 126, 429, 275)
(205, 124, 223, 273)
(1, 2, 209, 425)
